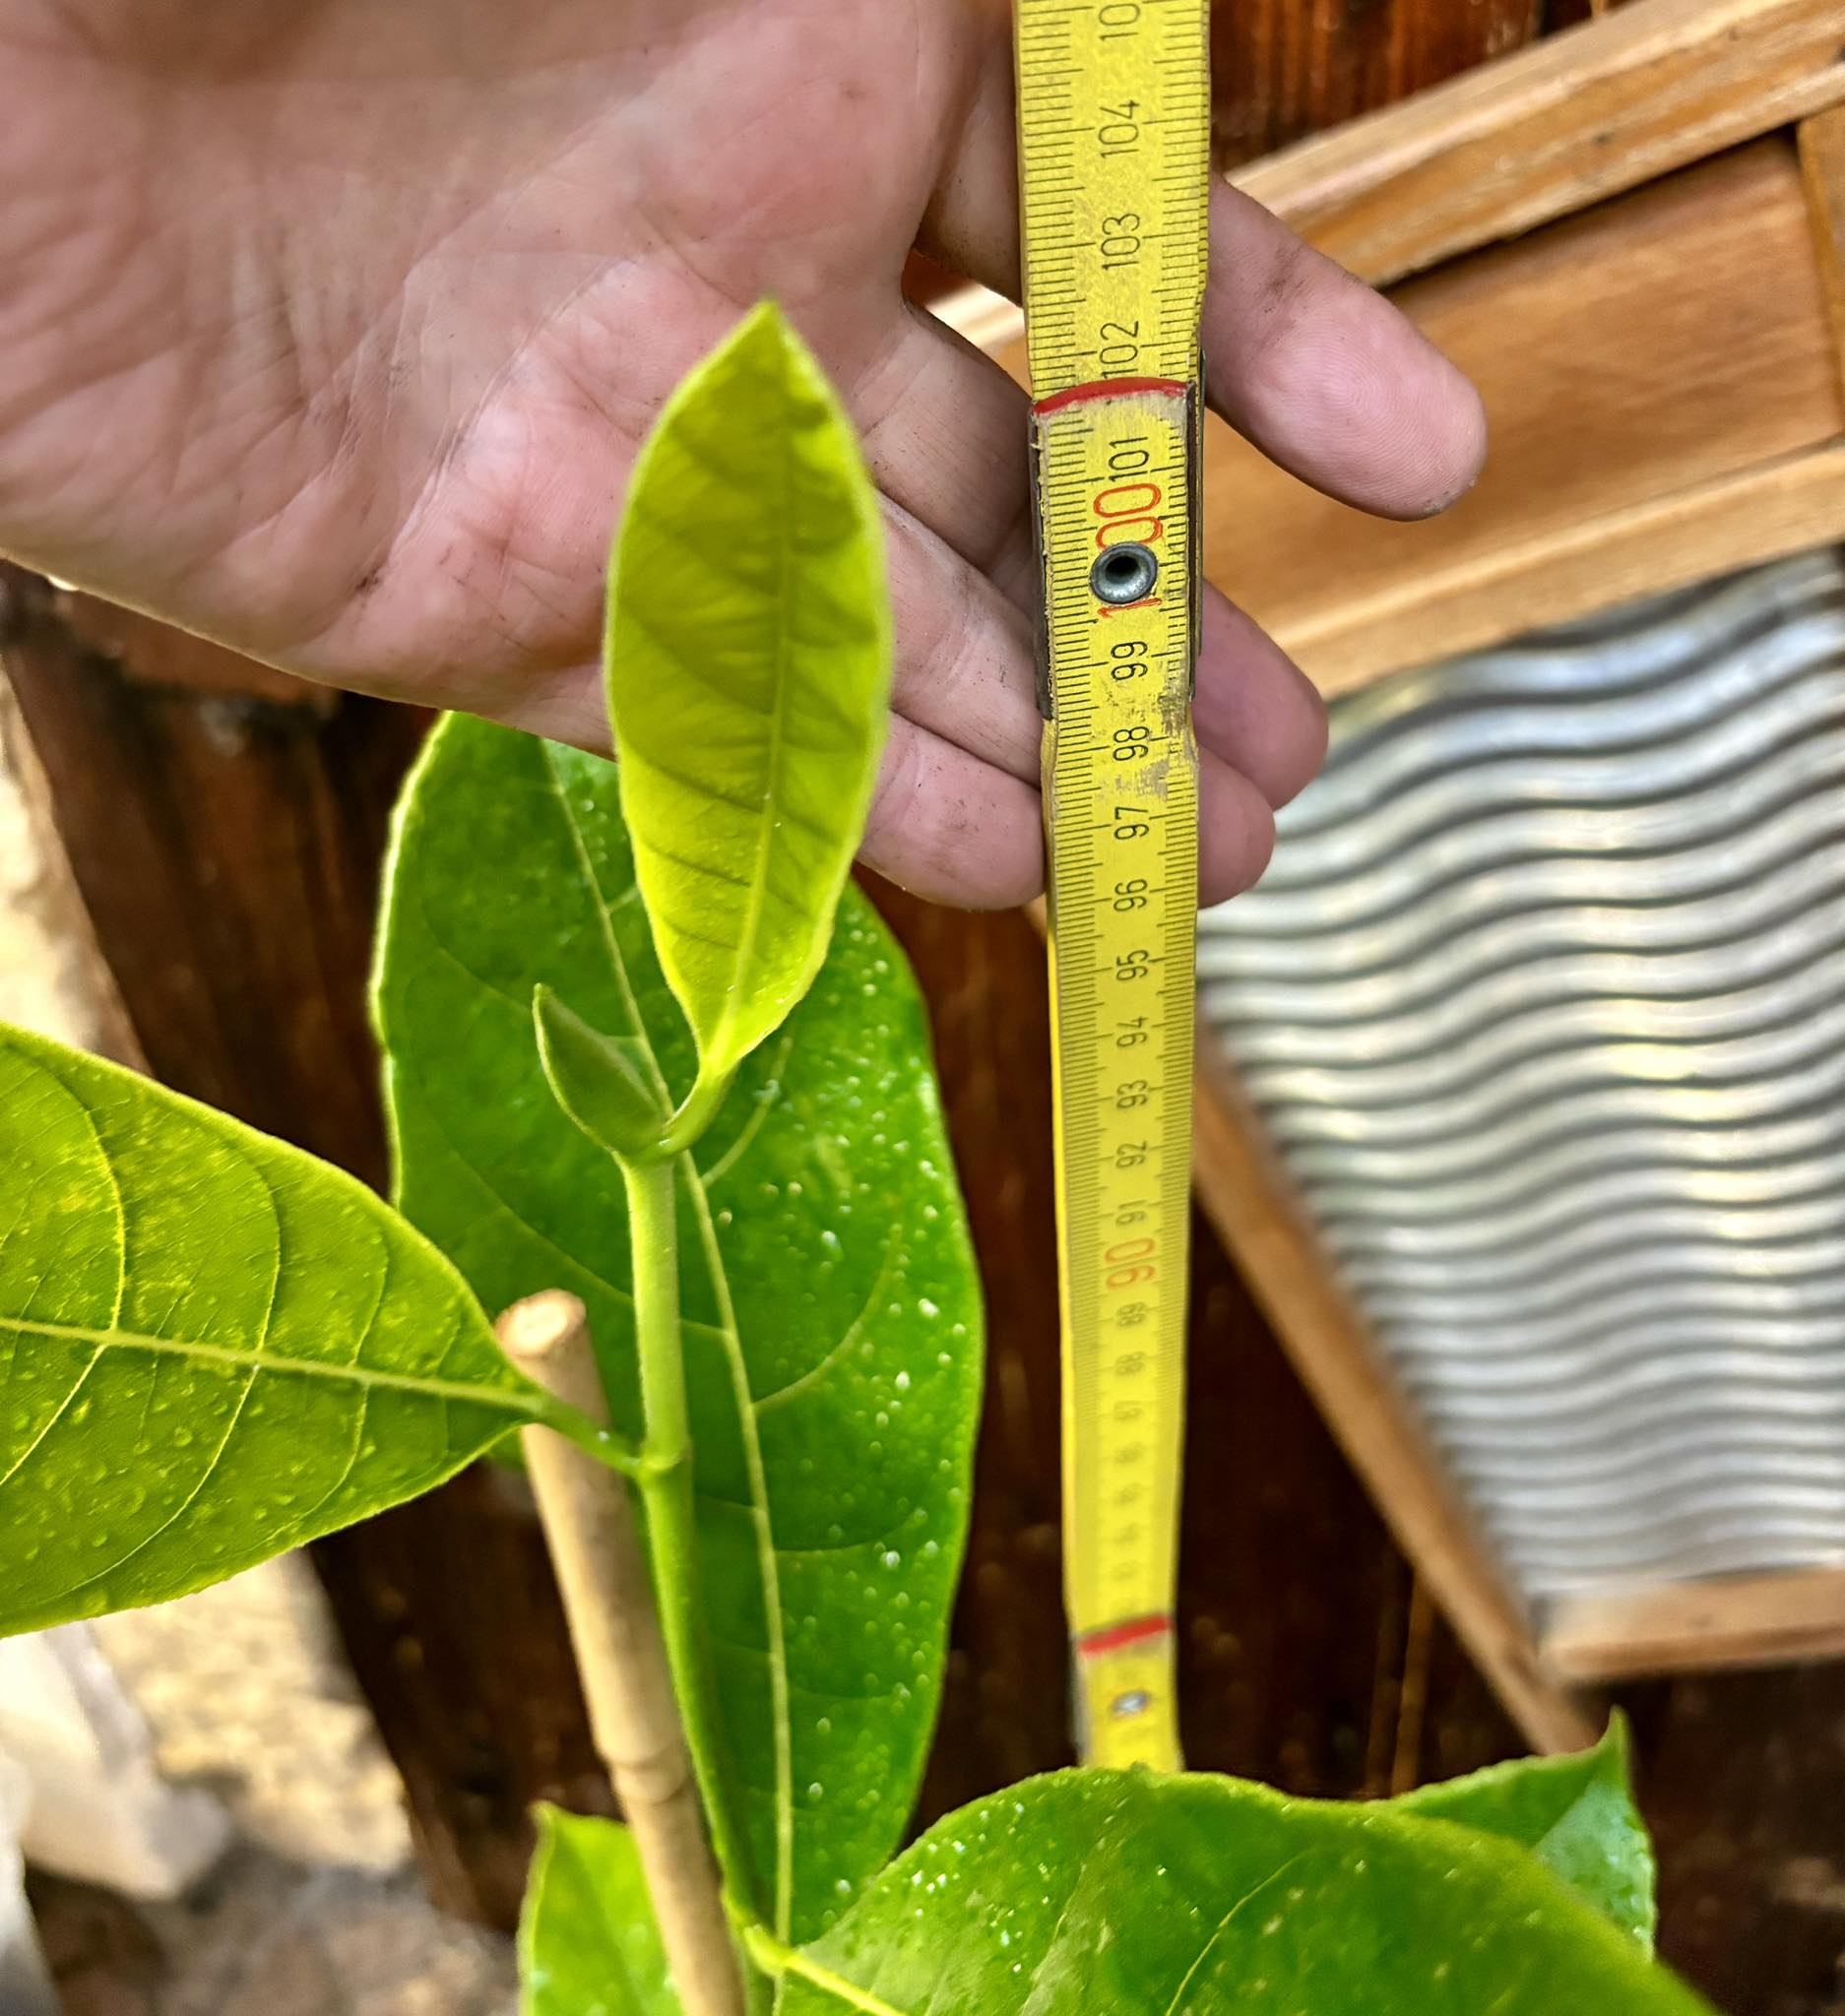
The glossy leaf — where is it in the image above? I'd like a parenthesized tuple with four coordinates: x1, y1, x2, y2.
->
(374, 717, 981, 1943)
(520, 1807, 679, 2016)
(1393, 1717, 1655, 1945)
(0, 1022, 556, 1638)
(536, 985, 670, 1160)
(776, 1771, 1715, 2016)
(605, 300, 892, 1092)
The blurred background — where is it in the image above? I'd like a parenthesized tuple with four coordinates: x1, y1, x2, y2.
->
(6, 2, 1845, 2012)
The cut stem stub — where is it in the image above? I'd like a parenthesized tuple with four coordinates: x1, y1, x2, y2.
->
(498, 1290, 745, 2016)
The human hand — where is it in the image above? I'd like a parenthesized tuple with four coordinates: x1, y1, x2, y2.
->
(0, 0, 1483, 906)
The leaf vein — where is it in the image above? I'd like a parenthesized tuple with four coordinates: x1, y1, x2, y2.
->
(708, 369, 799, 1068)
(1158, 1852, 1311, 2016)
(753, 1234, 907, 1414)
(407, 1094, 636, 1313)
(57, 1367, 262, 1605)
(539, 745, 673, 1103)
(0, 1316, 536, 1414)
(0, 1345, 105, 1491)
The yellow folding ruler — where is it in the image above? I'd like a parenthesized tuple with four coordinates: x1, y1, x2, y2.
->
(1017, 0, 1210, 1773)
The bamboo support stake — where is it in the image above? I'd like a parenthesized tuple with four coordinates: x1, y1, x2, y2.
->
(498, 1291, 744, 2016)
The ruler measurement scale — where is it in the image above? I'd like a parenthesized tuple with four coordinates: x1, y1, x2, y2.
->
(1018, 0, 1210, 1773)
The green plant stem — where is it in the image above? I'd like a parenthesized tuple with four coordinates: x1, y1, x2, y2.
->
(541, 1397, 645, 1477)
(628, 1156, 691, 1462)
(621, 1154, 767, 1929)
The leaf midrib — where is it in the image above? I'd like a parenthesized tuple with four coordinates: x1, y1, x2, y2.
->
(710, 344, 800, 1070)
(0, 1313, 534, 1415)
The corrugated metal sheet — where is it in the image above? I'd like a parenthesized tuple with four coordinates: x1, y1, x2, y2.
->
(1197, 550, 1845, 1608)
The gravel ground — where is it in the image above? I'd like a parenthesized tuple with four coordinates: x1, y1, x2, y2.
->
(31, 1561, 522, 2016)
(34, 1848, 517, 2016)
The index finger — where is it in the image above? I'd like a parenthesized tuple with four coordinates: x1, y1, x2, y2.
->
(1203, 180, 1486, 521)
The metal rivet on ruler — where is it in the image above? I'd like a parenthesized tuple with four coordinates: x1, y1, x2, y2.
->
(1090, 543, 1160, 605)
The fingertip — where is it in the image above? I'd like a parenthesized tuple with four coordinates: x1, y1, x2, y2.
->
(1247, 293, 1488, 523)
(859, 721, 1045, 911)
(1197, 753, 1277, 909)
(1194, 590, 1328, 809)
(495, 665, 614, 755)
(1206, 181, 1490, 523)
(1406, 350, 1488, 520)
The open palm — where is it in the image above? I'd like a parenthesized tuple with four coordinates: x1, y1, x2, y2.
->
(0, 0, 1482, 905)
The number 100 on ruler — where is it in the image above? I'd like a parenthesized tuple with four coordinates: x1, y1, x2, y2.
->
(1016, 0, 1210, 1773)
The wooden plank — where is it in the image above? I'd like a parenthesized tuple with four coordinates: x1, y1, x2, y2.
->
(1288, 440, 1845, 694)
(53, 595, 334, 711)
(1545, 0, 1624, 27)
(1799, 103, 1845, 400)
(1237, 0, 1845, 287)
(311, 1470, 619, 1925)
(1188, 1043, 1598, 1756)
(1212, 140, 1845, 691)
(1210, 0, 1543, 171)
(1546, 1566, 1845, 1682)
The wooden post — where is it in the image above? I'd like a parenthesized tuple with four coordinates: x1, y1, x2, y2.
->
(497, 1292, 743, 2016)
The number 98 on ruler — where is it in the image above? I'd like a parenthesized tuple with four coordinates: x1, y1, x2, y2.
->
(1017, 0, 1210, 1773)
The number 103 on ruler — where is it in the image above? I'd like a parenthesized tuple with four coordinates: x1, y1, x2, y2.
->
(1016, 0, 1211, 1772)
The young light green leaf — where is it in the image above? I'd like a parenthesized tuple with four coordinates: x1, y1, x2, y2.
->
(520, 1807, 680, 2016)
(0, 1022, 563, 1638)
(606, 300, 892, 1097)
(774, 1771, 1715, 2016)
(1391, 1716, 1655, 1945)
(374, 718, 981, 1944)
(536, 986, 671, 1161)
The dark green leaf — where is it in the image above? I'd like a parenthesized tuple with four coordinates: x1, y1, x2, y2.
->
(0, 1022, 554, 1637)
(1392, 1717, 1655, 1945)
(775, 1771, 1714, 2016)
(374, 717, 982, 1943)
(520, 1807, 679, 2016)
(536, 985, 670, 1160)
(605, 300, 891, 1094)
